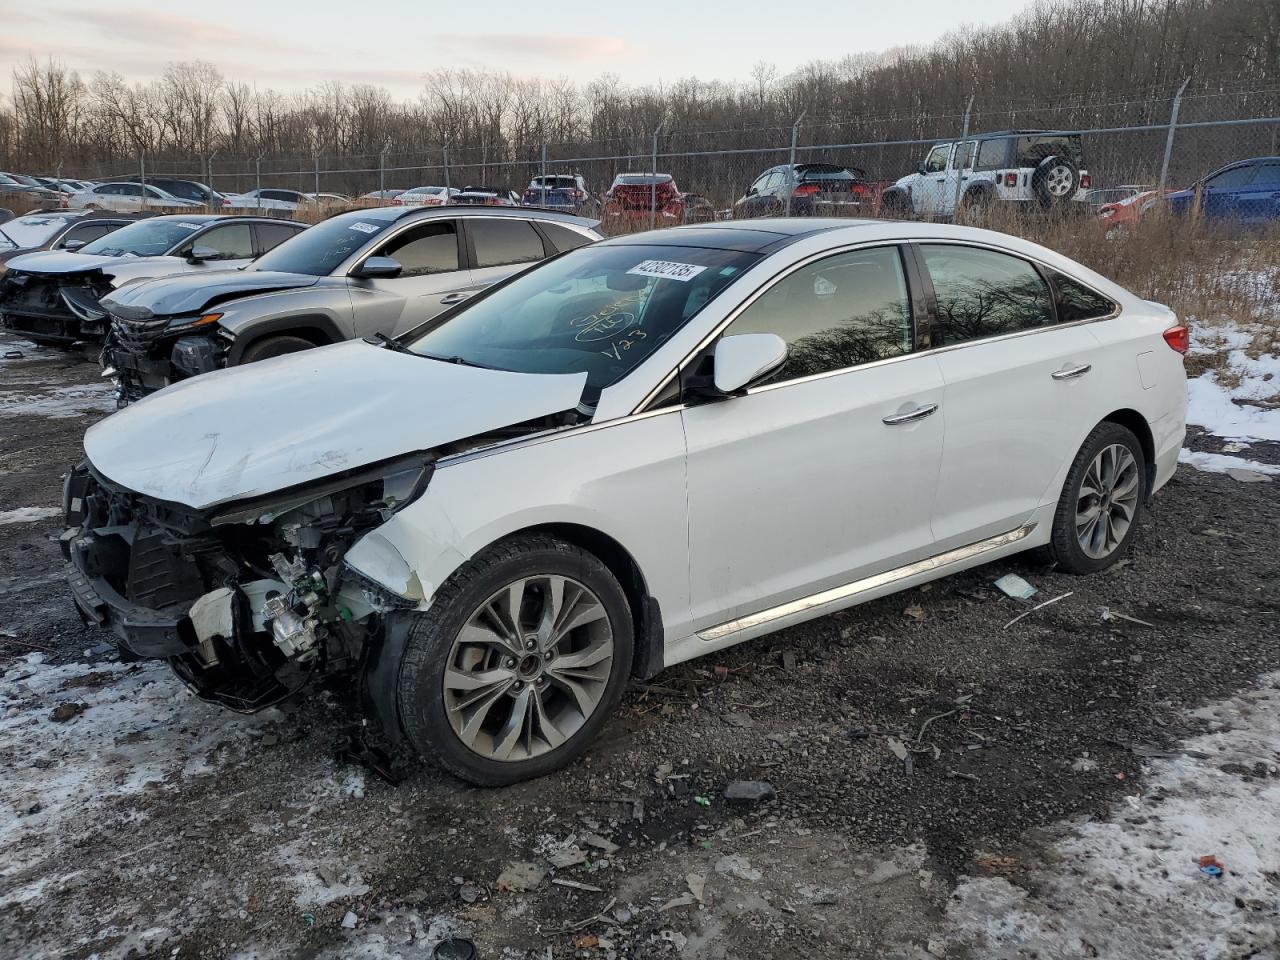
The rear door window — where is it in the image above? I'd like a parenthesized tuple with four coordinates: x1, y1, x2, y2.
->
(255, 221, 303, 255)
(538, 222, 593, 254)
(470, 218, 545, 268)
(194, 223, 255, 260)
(59, 223, 114, 247)
(974, 139, 1008, 170)
(723, 245, 913, 382)
(379, 220, 460, 276)
(1205, 165, 1257, 189)
(1050, 271, 1116, 323)
(919, 244, 1055, 343)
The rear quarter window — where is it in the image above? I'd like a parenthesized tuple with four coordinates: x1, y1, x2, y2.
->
(1051, 271, 1116, 323)
(539, 222, 593, 254)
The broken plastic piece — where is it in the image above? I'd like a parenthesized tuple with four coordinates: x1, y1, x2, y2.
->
(1198, 855, 1224, 877)
(994, 574, 1037, 600)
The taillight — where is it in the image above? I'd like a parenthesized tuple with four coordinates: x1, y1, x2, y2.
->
(1163, 325, 1189, 354)
(1080, 174, 1091, 188)
(1004, 172, 1018, 187)
(794, 183, 821, 197)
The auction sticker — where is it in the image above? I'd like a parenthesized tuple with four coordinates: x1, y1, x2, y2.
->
(626, 259, 707, 282)
(349, 222, 380, 234)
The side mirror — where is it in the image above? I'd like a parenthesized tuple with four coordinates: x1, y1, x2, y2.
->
(713, 334, 788, 395)
(188, 245, 219, 263)
(351, 256, 403, 279)
(917, 162, 927, 175)
(63, 238, 86, 252)
(746, 187, 757, 197)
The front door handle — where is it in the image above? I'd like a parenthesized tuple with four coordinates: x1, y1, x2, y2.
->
(1052, 363, 1092, 381)
(882, 403, 939, 425)
(440, 292, 474, 305)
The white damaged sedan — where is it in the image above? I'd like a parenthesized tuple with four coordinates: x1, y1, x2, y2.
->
(64, 219, 1187, 784)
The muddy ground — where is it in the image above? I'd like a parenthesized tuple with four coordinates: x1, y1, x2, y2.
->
(1, 332, 1277, 960)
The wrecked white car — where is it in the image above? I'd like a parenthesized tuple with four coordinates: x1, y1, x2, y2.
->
(64, 219, 1187, 785)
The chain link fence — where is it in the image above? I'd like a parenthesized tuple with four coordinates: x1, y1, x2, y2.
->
(65, 85, 1280, 232)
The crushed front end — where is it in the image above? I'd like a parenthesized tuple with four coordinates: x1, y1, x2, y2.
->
(62, 457, 430, 711)
(102, 305, 231, 405)
(0, 269, 114, 346)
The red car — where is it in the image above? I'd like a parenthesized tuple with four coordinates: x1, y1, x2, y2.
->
(1098, 189, 1163, 229)
(601, 173, 715, 229)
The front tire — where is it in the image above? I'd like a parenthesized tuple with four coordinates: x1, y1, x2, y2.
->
(237, 334, 315, 364)
(1047, 422, 1146, 574)
(396, 535, 634, 786)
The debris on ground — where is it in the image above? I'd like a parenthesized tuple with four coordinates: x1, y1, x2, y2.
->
(341, 910, 358, 929)
(1198, 854, 1224, 877)
(1100, 607, 1156, 628)
(1225, 467, 1272, 483)
(48, 701, 86, 722)
(432, 938, 476, 960)
(903, 603, 925, 621)
(552, 877, 603, 893)
(496, 862, 547, 892)
(583, 832, 620, 855)
(724, 780, 775, 804)
(1003, 592, 1073, 629)
(715, 854, 763, 882)
(547, 846, 589, 869)
(994, 574, 1038, 599)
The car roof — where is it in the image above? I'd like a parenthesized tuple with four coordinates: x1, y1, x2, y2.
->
(145, 213, 305, 226)
(600, 219, 877, 253)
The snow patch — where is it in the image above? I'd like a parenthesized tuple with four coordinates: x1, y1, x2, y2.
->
(0, 382, 116, 419)
(0, 506, 61, 525)
(0, 658, 280, 904)
(1178, 449, 1280, 476)
(1186, 321, 1280, 442)
(946, 673, 1280, 958)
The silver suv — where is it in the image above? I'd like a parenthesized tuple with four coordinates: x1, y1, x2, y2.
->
(100, 206, 603, 402)
(881, 130, 1091, 219)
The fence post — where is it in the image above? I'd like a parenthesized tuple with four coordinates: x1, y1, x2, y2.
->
(443, 141, 451, 192)
(951, 94, 975, 215)
(255, 152, 264, 200)
(138, 150, 145, 194)
(784, 110, 807, 217)
(206, 152, 217, 211)
(541, 142, 548, 207)
(1158, 77, 1191, 194)
(380, 139, 391, 197)
(650, 120, 664, 230)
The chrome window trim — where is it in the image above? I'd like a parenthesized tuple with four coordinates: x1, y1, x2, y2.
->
(631, 236, 1121, 414)
(697, 522, 1038, 642)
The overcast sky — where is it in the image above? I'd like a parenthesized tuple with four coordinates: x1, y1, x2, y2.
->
(3, 0, 1035, 97)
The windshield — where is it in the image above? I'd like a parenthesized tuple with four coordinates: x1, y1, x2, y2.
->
(406, 186, 446, 195)
(250, 210, 393, 276)
(408, 244, 758, 392)
(80, 218, 203, 257)
(0, 213, 78, 250)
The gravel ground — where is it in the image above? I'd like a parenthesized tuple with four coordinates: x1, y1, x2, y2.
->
(1, 332, 1278, 960)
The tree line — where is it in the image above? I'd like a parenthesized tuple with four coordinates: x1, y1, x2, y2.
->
(0, 0, 1274, 181)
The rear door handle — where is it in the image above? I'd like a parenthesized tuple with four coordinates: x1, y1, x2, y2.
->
(882, 403, 939, 425)
(440, 292, 474, 305)
(1052, 363, 1092, 381)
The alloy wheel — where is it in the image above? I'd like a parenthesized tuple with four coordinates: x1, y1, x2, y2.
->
(1075, 443, 1140, 559)
(442, 575, 615, 762)
(1046, 165, 1074, 196)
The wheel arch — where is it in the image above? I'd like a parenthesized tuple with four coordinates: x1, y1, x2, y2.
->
(502, 521, 664, 681)
(1101, 408, 1156, 492)
(225, 314, 344, 364)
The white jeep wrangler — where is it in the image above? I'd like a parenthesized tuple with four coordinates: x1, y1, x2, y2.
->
(881, 130, 1091, 219)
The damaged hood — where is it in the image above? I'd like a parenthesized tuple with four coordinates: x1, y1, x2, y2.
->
(4, 250, 126, 277)
(101, 270, 320, 319)
(84, 339, 588, 510)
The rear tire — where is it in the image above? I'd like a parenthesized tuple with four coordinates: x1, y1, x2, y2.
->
(1047, 422, 1146, 574)
(237, 334, 315, 365)
(396, 535, 634, 786)
(880, 191, 913, 218)
(1032, 155, 1080, 209)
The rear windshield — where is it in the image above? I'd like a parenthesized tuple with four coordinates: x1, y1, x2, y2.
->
(250, 210, 393, 276)
(530, 177, 577, 189)
(408, 243, 758, 392)
(0, 213, 78, 250)
(797, 165, 864, 182)
(1014, 135, 1084, 168)
(80, 218, 203, 257)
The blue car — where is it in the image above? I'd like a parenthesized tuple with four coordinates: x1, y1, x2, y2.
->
(1166, 156, 1280, 225)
